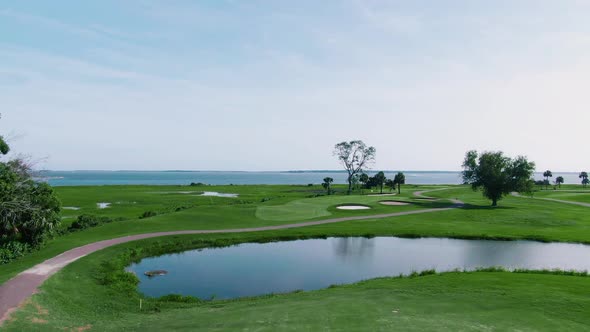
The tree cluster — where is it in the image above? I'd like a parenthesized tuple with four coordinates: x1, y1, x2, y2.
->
(535, 169, 589, 189)
(333, 141, 376, 194)
(332, 140, 408, 195)
(360, 171, 406, 194)
(0, 128, 61, 264)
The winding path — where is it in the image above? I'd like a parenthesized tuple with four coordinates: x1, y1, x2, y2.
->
(0, 191, 463, 325)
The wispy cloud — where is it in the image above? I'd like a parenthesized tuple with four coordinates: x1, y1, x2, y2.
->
(1, 9, 106, 39)
(1, 1, 590, 170)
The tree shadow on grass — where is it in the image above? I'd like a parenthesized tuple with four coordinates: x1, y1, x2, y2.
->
(404, 200, 456, 209)
(459, 203, 515, 210)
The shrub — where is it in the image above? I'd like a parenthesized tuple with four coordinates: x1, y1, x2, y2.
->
(159, 294, 201, 303)
(0, 241, 32, 264)
(68, 214, 113, 231)
(139, 211, 158, 219)
(229, 200, 254, 205)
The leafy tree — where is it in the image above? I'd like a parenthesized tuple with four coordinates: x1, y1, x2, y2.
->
(0, 137, 8, 155)
(359, 173, 369, 187)
(1, 160, 61, 246)
(534, 179, 549, 189)
(0, 124, 61, 249)
(365, 176, 376, 188)
(583, 178, 590, 188)
(0, 114, 9, 156)
(359, 173, 369, 193)
(543, 170, 552, 189)
(373, 171, 386, 194)
(393, 172, 406, 194)
(333, 140, 376, 194)
(581, 172, 589, 188)
(385, 179, 396, 192)
(555, 176, 564, 188)
(462, 150, 535, 206)
(321, 177, 334, 195)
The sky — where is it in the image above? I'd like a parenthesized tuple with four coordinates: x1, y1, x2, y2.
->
(1, 0, 589, 171)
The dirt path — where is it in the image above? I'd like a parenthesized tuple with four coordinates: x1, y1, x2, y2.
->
(511, 192, 590, 208)
(0, 191, 463, 326)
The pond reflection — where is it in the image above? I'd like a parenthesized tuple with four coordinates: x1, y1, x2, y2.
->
(332, 237, 375, 262)
(127, 237, 590, 299)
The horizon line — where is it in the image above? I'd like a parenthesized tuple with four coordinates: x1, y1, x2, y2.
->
(36, 169, 582, 173)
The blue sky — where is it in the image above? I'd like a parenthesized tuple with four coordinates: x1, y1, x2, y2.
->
(1, 0, 589, 171)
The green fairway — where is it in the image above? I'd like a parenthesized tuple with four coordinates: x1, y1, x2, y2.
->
(533, 187, 590, 204)
(2, 184, 590, 331)
(256, 194, 421, 221)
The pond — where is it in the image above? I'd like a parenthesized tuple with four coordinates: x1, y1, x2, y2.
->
(127, 237, 590, 299)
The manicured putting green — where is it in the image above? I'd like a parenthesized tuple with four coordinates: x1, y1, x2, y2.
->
(256, 195, 412, 221)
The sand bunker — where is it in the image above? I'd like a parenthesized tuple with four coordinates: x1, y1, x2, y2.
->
(379, 201, 410, 206)
(336, 205, 371, 210)
(151, 191, 200, 195)
(368, 193, 397, 196)
(97, 202, 111, 209)
(63, 206, 80, 210)
(200, 192, 238, 198)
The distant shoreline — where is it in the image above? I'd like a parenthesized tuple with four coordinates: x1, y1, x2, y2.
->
(33, 170, 583, 187)
(37, 169, 467, 173)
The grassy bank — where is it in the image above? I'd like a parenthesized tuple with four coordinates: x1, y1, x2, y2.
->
(4, 234, 590, 331)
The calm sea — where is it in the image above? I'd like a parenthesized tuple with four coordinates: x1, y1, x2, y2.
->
(35, 170, 581, 187)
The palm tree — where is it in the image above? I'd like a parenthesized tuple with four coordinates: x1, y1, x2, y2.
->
(581, 172, 589, 188)
(393, 172, 406, 194)
(322, 177, 334, 195)
(374, 171, 386, 194)
(543, 170, 552, 190)
(555, 176, 564, 188)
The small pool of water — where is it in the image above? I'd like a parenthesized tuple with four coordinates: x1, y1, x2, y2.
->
(127, 237, 590, 299)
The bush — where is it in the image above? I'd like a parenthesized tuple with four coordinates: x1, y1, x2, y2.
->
(229, 200, 254, 205)
(0, 241, 31, 264)
(139, 211, 157, 219)
(68, 214, 113, 231)
(158, 294, 201, 303)
(189, 182, 206, 186)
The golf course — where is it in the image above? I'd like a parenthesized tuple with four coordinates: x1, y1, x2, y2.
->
(1, 183, 590, 331)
